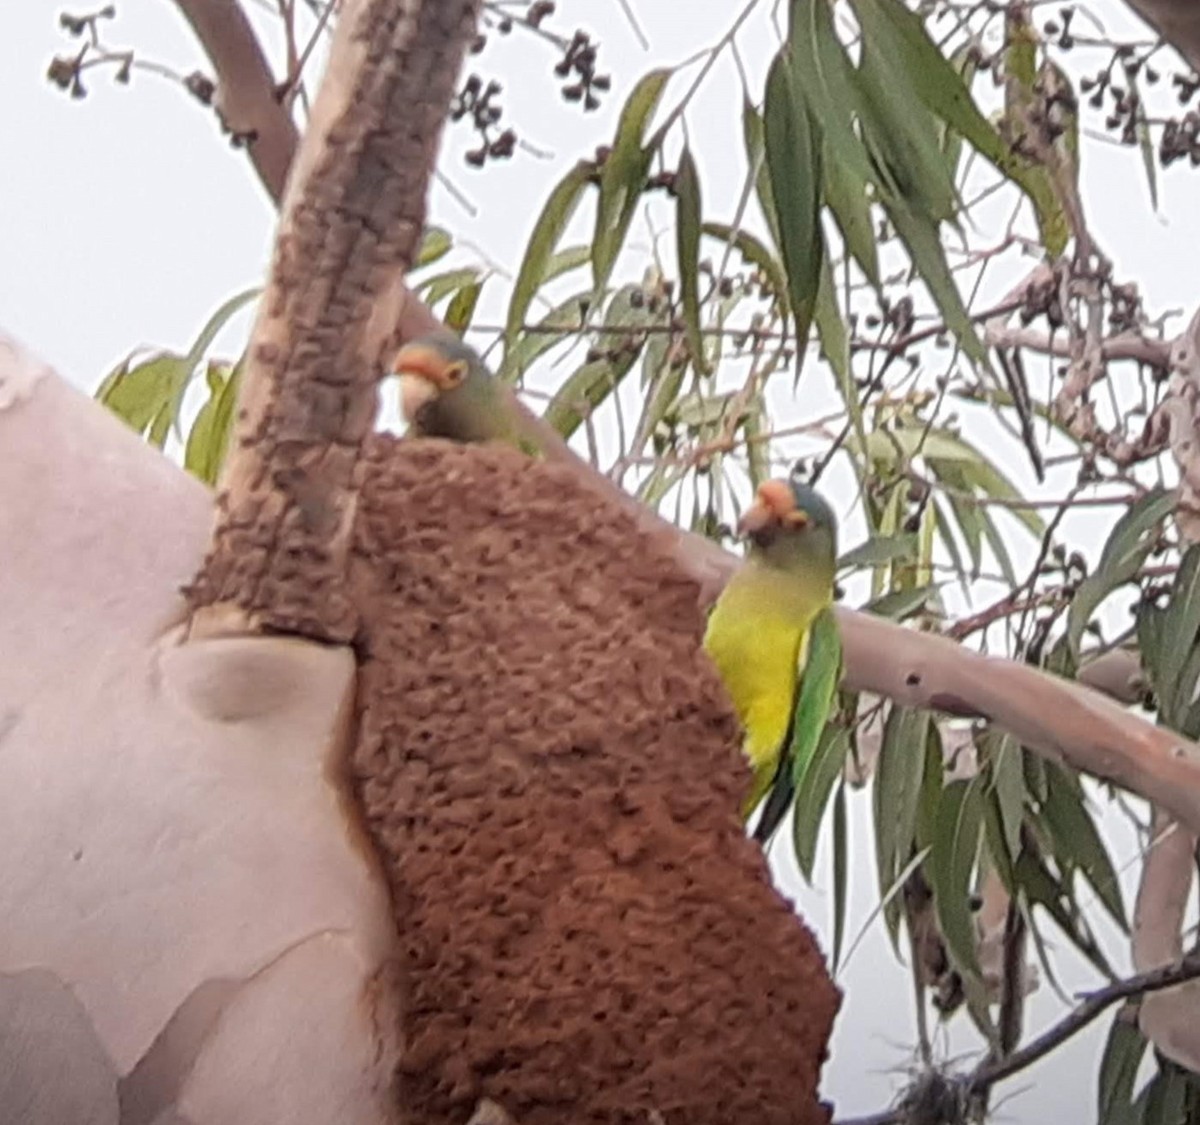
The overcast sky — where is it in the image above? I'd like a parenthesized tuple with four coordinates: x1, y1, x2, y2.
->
(4, 1, 1199, 1119)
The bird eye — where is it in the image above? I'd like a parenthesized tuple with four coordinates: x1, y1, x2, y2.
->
(444, 360, 468, 387)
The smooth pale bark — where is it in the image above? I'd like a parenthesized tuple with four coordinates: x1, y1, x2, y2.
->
(1131, 309, 1200, 1073)
(0, 335, 398, 1124)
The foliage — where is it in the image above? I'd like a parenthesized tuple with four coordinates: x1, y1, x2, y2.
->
(78, 0, 1200, 1120)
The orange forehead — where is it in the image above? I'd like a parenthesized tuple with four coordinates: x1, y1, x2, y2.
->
(755, 479, 797, 517)
(391, 343, 459, 390)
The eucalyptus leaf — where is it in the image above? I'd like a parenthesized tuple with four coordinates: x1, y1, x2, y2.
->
(864, 585, 936, 620)
(97, 353, 185, 440)
(593, 69, 671, 291)
(419, 267, 482, 308)
(873, 707, 931, 947)
(675, 146, 709, 375)
(444, 280, 482, 334)
(1067, 488, 1175, 656)
(929, 776, 984, 974)
(1098, 1014, 1149, 1125)
(793, 725, 852, 881)
(1040, 765, 1127, 931)
(813, 249, 851, 393)
(701, 222, 789, 322)
(184, 360, 241, 486)
(505, 161, 593, 352)
(413, 226, 452, 268)
(542, 359, 619, 439)
(763, 51, 824, 368)
(742, 100, 781, 252)
(499, 291, 593, 384)
(1151, 544, 1200, 725)
(880, 191, 987, 365)
(832, 782, 849, 970)
(840, 534, 918, 570)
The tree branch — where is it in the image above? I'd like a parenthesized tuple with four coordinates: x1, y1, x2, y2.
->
(187, 0, 482, 640)
(171, 0, 445, 345)
(835, 950, 1200, 1125)
(172, 0, 300, 203)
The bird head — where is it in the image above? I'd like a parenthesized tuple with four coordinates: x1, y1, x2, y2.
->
(391, 332, 505, 443)
(737, 472, 838, 575)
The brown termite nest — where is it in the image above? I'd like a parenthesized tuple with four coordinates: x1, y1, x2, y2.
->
(350, 437, 840, 1125)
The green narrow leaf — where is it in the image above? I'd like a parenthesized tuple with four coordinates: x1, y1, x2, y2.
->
(675, 146, 709, 376)
(831, 781, 849, 970)
(813, 249, 851, 391)
(853, 13, 958, 225)
(788, 607, 843, 790)
(97, 353, 184, 436)
(505, 160, 593, 352)
(822, 159, 879, 289)
(593, 69, 671, 290)
(633, 354, 685, 452)
(980, 506, 1019, 587)
(444, 280, 482, 334)
(843, 845, 931, 971)
(1154, 544, 1200, 722)
(1067, 488, 1175, 655)
(419, 267, 482, 307)
(873, 707, 931, 946)
(932, 498, 969, 587)
(863, 585, 935, 621)
(939, 45, 980, 184)
(701, 222, 788, 322)
(881, 191, 987, 365)
(788, 0, 880, 283)
(1124, 69, 1158, 212)
(742, 397, 771, 490)
(542, 244, 592, 284)
(184, 360, 241, 485)
(1040, 766, 1127, 931)
(414, 226, 452, 268)
(168, 287, 259, 437)
(742, 100, 781, 251)
(929, 776, 984, 974)
(1135, 1067, 1189, 1124)
(184, 288, 259, 369)
(763, 51, 824, 366)
(988, 732, 1026, 863)
(792, 725, 852, 881)
(1098, 1013, 1149, 1125)
(542, 360, 620, 439)
(862, 0, 1019, 187)
(839, 534, 918, 570)
(499, 291, 592, 384)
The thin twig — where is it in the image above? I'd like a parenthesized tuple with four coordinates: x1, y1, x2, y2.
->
(834, 951, 1200, 1125)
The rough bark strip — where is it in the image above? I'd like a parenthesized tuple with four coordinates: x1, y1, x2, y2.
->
(351, 438, 840, 1125)
(188, 0, 481, 642)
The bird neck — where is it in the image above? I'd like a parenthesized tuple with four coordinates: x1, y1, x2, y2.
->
(738, 530, 836, 619)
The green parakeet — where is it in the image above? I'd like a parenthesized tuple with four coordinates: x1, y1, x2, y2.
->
(391, 332, 530, 449)
(704, 473, 838, 843)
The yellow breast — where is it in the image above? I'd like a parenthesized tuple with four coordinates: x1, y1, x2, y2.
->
(703, 566, 816, 777)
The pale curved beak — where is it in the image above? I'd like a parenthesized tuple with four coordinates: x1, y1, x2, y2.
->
(737, 479, 806, 538)
(392, 343, 456, 426)
(398, 372, 439, 426)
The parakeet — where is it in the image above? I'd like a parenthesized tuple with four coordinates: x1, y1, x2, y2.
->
(703, 473, 838, 841)
(391, 331, 527, 448)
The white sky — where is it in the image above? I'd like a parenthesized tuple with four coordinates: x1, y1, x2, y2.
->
(3, 1, 1199, 1119)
